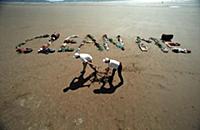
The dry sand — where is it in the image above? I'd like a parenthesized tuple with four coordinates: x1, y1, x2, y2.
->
(0, 3, 200, 130)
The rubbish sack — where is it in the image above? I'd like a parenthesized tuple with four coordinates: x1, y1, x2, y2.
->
(161, 34, 173, 41)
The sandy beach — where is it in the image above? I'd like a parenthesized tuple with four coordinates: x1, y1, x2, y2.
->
(0, 3, 200, 130)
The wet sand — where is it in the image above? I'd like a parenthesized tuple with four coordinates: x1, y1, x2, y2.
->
(0, 3, 200, 130)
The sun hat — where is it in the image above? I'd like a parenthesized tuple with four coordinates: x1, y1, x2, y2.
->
(103, 57, 110, 63)
(74, 53, 80, 58)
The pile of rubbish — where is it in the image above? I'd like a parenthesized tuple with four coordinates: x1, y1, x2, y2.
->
(15, 32, 191, 55)
(16, 33, 126, 54)
(58, 35, 78, 52)
(135, 34, 191, 54)
(16, 32, 60, 54)
(16, 34, 50, 54)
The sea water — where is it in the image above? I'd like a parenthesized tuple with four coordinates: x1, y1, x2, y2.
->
(0, 0, 198, 3)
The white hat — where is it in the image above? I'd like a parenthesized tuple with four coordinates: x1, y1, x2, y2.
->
(74, 53, 80, 58)
(103, 57, 110, 63)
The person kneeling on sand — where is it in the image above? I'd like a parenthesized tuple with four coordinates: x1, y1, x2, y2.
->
(102, 58, 124, 86)
(74, 53, 96, 74)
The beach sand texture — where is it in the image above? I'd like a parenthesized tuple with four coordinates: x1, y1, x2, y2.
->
(0, 3, 200, 130)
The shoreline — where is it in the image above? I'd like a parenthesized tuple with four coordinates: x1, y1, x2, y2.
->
(0, 1, 199, 8)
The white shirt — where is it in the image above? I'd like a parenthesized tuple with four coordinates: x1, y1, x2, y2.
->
(79, 53, 93, 63)
(108, 59, 120, 69)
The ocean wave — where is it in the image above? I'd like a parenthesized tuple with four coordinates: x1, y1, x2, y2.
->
(46, 0, 64, 2)
(169, 5, 180, 8)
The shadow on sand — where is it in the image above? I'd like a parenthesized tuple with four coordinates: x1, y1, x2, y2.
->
(63, 71, 123, 94)
(63, 72, 96, 93)
(93, 81, 123, 94)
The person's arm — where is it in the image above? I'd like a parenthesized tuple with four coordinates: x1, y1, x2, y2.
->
(104, 67, 110, 75)
(95, 67, 109, 75)
(87, 61, 93, 65)
(87, 62, 97, 71)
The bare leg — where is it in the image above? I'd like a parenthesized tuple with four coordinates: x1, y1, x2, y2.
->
(89, 64, 97, 72)
(109, 69, 116, 87)
(82, 62, 87, 73)
(117, 63, 124, 84)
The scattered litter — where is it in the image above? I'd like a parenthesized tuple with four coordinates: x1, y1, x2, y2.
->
(15, 33, 191, 55)
(49, 32, 60, 42)
(116, 35, 125, 51)
(38, 44, 55, 54)
(171, 47, 191, 54)
(64, 35, 79, 44)
(135, 36, 149, 52)
(58, 46, 74, 52)
(108, 36, 125, 51)
(16, 47, 33, 54)
(161, 34, 173, 41)
(150, 37, 169, 53)
(102, 34, 110, 51)
(15, 33, 58, 54)
(161, 34, 191, 54)
(85, 34, 104, 51)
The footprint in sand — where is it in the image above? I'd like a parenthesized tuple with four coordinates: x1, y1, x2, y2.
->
(73, 118, 83, 126)
(123, 63, 142, 73)
(20, 99, 26, 107)
(16, 92, 42, 108)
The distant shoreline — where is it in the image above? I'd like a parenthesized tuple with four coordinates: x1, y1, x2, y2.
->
(0, 1, 199, 8)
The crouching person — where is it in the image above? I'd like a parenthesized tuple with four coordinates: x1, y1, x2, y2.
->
(103, 57, 124, 86)
(74, 53, 96, 74)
